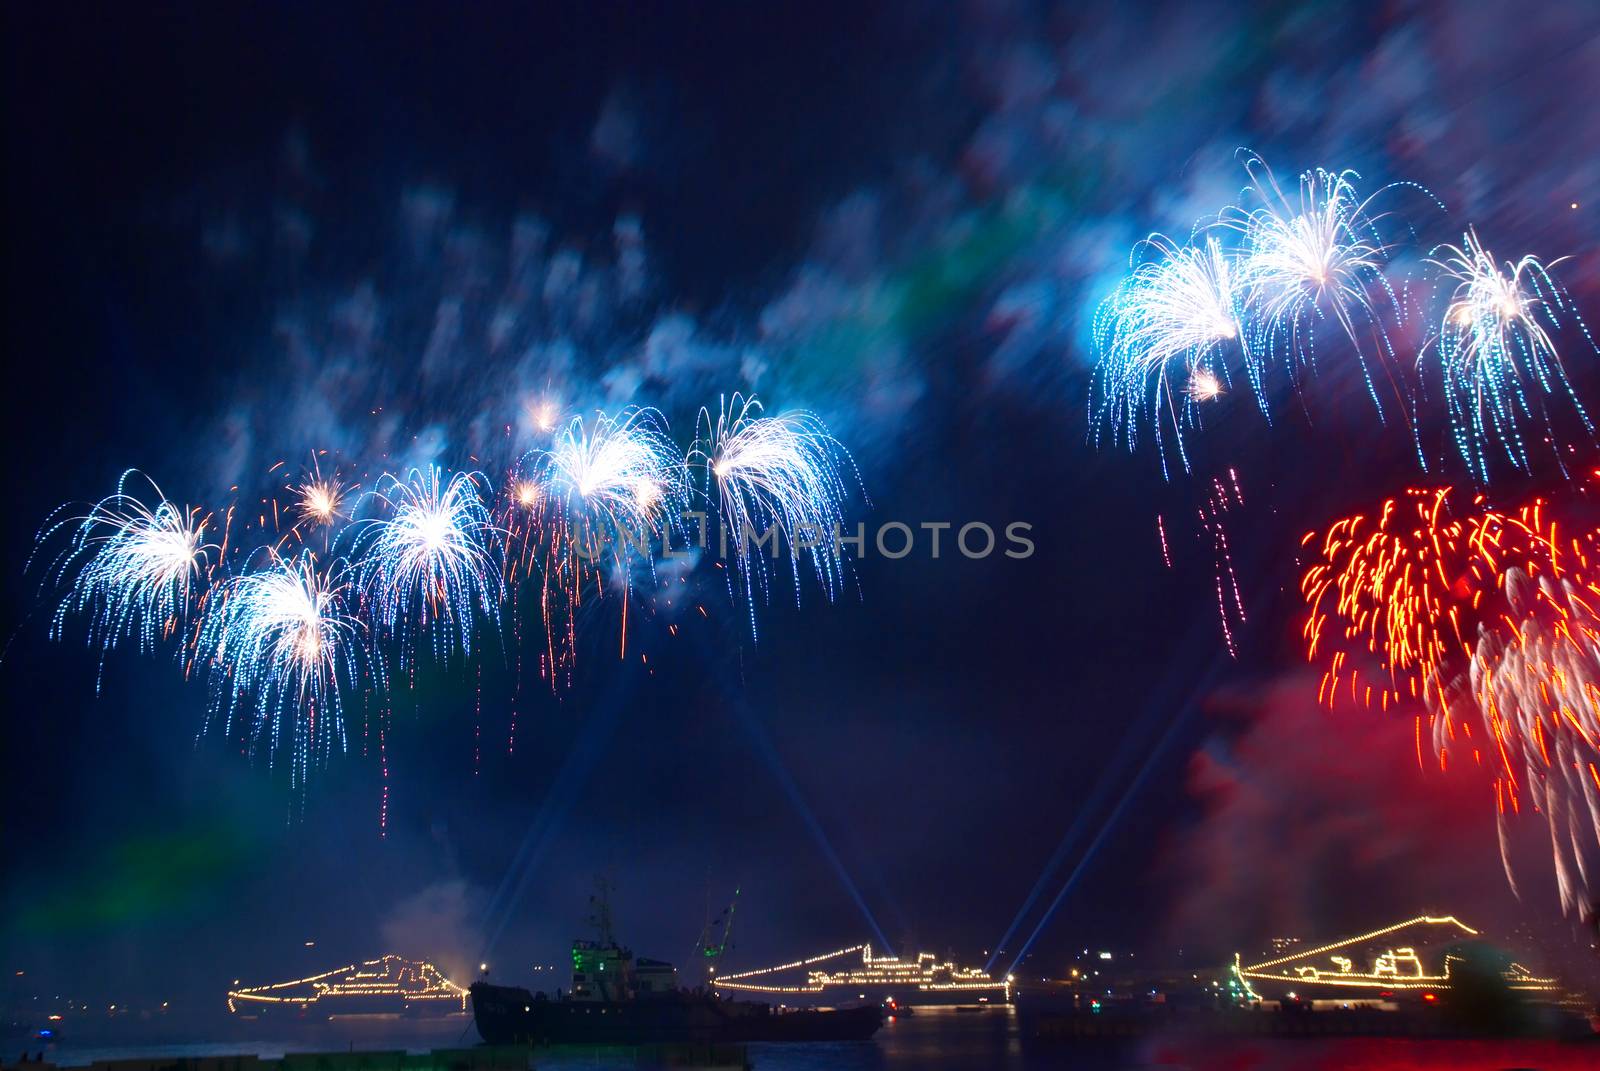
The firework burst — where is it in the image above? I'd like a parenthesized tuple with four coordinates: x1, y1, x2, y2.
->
(1299, 486, 1541, 715)
(357, 466, 503, 667)
(1425, 229, 1596, 480)
(1302, 485, 1600, 916)
(1094, 234, 1247, 473)
(528, 396, 561, 434)
(511, 479, 542, 509)
(693, 394, 859, 635)
(1230, 159, 1403, 413)
(1302, 487, 1471, 714)
(1184, 368, 1224, 403)
(294, 475, 348, 528)
(199, 550, 362, 785)
(529, 408, 686, 546)
(516, 407, 687, 670)
(39, 470, 214, 678)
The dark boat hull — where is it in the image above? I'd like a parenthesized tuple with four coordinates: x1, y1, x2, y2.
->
(470, 983, 882, 1045)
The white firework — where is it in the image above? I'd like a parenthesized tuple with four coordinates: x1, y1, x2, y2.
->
(1228, 157, 1402, 415)
(1425, 229, 1595, 479)
(1093, 234, 1246, 473)
(199, 550, 361, 784)
(357, 466, 503, 667)
(527, 406, 688, 562)
(40, 470, 213, 679)
(694, 393, 859, 635)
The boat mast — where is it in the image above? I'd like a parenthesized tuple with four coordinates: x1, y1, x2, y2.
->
(588, 877, 616, 947)
(694, 886, 739, 982)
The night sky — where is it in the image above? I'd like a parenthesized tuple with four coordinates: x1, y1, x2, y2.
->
(5, 1, 1600, 1020)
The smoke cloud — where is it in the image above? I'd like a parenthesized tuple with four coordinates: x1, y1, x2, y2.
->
(379, 878, 488, 986)
(1167, 674, 1528, 960)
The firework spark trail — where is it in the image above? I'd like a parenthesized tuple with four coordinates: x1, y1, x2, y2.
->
(1196, 469, 1246, 658)
(1471, 568, 1600, 917)
(1301, 486, 1508, 717)
(1302, 485, 1600, 916)
(198, 549, 362, 786)
(495, 469, 549, 682)
(357, 466, 504, 669)
(693, 394, 859, 638)
(1425, 229, 1598, 481)
(495, 470, 548, 659)
(36, 470, 214, 684)
(1094, 235, 1246, 475)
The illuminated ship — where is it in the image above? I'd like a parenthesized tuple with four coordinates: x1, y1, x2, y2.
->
(712, 945, 1011, 1006)
(228, 955, 469, 1019)
(1232, 915, 1558, 1003)
(469, 892, 882, 1045)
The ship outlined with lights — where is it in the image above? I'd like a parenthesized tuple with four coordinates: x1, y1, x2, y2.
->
(1232, 915, 1559, 1001)
(712, 944, 1011, 1005)
(228, 955, 469, 1019)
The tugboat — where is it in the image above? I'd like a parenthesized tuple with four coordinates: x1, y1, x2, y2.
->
(470, 888, 882, 1045)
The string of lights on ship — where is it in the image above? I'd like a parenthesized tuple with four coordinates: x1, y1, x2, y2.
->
(226, 955, 467, 1014)
(1231, 916, 1557, 995)
(711, 945, 1011, 997)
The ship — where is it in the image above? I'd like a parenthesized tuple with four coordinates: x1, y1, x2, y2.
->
(469, 889, 882, 1045)
(1231, 914, 1561, 1003)
(228, 955, 470, 1019)
(711, 944, 1011, 1007)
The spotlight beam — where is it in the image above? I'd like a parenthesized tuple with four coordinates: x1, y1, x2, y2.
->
(983, 614, 1217, 974)
(1004, 654, 1228, 980)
